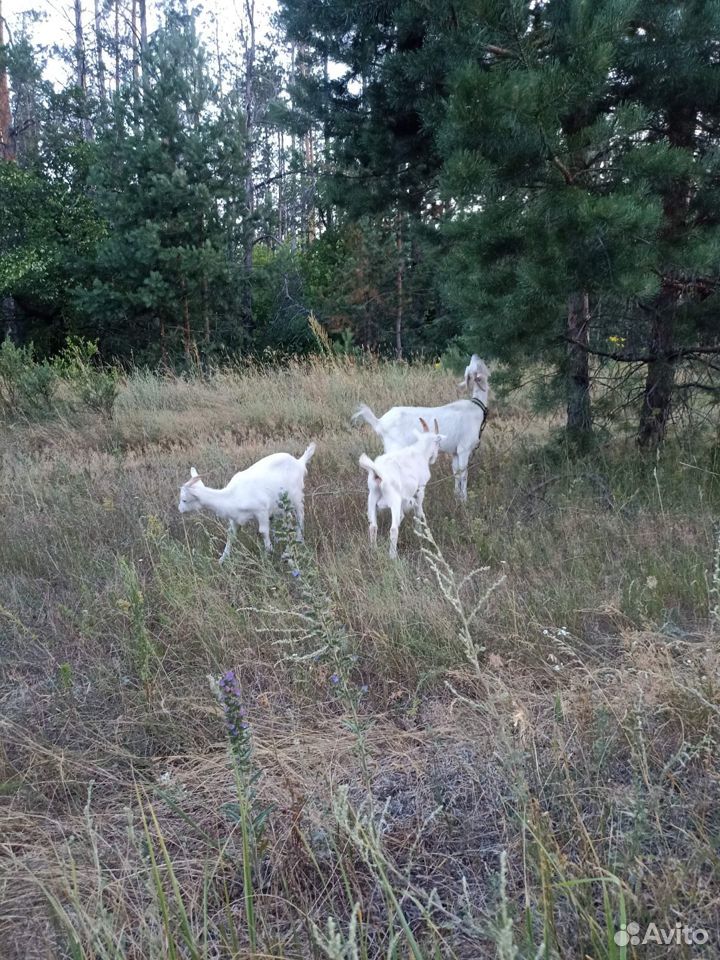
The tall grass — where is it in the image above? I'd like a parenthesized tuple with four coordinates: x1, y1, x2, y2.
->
(1, 357, 719, 958)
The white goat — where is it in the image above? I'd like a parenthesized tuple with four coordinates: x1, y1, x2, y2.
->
(353, 355, 489, 501)
(178, 444, 316, 562)
(359, 418, 444, 558)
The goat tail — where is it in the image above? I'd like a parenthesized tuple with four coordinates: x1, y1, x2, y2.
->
(300, 442, 317, 466)
(352, 404, 382, 433)
(358, 453, 381, 482)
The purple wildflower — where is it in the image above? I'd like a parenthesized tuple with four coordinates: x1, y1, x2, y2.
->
(330, 673, 340, 686)
(217, 669, 251, 756)
(291, 569, 301, 578)
(360, 684, 369, 694)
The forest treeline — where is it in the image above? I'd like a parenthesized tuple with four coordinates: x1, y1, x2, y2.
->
(1, 0, 719, 445)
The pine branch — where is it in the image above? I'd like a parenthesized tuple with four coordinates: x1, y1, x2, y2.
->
(551, 155, 574, 185)
(675, 381, 720, 393)
(563, 337, 720, 363)
(483, 43, 518, 60)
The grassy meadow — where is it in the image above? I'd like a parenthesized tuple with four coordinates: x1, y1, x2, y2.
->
(1, 356, 719, 959)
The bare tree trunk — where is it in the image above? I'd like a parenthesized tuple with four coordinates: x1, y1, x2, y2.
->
(289, 45, 297, 252)
(0, 0, 14, 160)
(114, 0, 120, 92)
(637, 105, 694, 448)
(395, 213, 404, 361)
(183, 292, 191, 361)
(242, 0, 256, 329)
(94, 0, 106, 100)
(566, 291, 593, 442)
(278, 128, 285, 240)
(74, 0, 93, 139)
(202, 275, 209, 345)
(139, 0, 147, 52)
(637, 293, 676, 448)
(159, 316, 168, 366)
(322, 51, 332, 232)
(304, 127, 315, 244)
(74, 0, 86, 92)
(131, 0, 139, 85)
(214, 11, 223, 96)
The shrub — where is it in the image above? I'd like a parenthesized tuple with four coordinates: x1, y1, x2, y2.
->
(0, 337, 57, 418)
(54, 336, 119, 415)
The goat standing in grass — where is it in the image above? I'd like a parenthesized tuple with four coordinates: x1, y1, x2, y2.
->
(353, 355, 489, 501)
(178, 444, 316, 562)
(359, 418, 444, 558)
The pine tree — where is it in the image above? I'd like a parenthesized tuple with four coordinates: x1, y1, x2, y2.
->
(0, 13, 102, 347)
(614, 1, 720, 446)
(278, 0, 451, 356)
(439, 0, 664, 443)
(73, 8, 249, 362)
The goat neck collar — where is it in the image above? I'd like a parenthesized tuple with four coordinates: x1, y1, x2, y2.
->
(470, 397, 488, 416)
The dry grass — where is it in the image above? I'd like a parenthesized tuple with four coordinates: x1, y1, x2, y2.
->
(1, 356, 719, 959)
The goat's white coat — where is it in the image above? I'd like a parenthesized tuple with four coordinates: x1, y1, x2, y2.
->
(353, 355, 489, 501)
(359, 425, 442, 558)
(178, 444, 316, 562)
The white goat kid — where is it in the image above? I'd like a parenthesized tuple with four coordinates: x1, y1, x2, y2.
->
(359, 418, 443, 558)
(353, 355, 489, 502)
(178, 444, 316, 562)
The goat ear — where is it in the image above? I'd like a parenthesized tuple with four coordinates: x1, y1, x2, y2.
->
(186, 475, 201, 487)
(190, 467, 198, 478)
(433, 418, 439, 434)
(418, 417, 430, 433)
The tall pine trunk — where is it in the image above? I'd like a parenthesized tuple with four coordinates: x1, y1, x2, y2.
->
(1, 0, 18, 339)
(395, 213, 404, 361)
(322, 52, 332, 232)
(94, 0, 106, 101)
(304, 127, 315, 244)
(182, 292, 192, 361)
(0, 0, 14, 160)
(566, 291, 593, 442)
(288, 45, 297, 253)
(242, 0, 256, 330)
(74, 0, 92, 140)
(114, 0, 120, 92)
(278, 128, 285, 240)
(139, 0, 147, 53)
(131, 0, 139, 85)
(159, 317, 167, 366)
(214, 11, 223, 96)
(637, 295, 675, 447)
(637, 105, 694, 448)
(202, 275, 209, 345)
